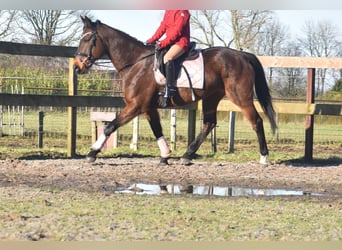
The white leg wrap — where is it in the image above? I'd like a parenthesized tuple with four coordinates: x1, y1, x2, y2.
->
(157, 136, 171, 158)
(91, 134, 108, 151)
(260, 154, 269, 165)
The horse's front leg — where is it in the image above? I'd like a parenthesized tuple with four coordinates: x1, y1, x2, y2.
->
(144, 108, 171, 165)
(86, 119, 118, 163)
(86, 105, 140, 163)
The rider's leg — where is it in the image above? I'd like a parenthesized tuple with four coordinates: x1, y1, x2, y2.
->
(164, 60, 177, 96)
(163, 45, 185, 98)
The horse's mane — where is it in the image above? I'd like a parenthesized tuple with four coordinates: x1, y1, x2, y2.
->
(95, 19, 146, 48)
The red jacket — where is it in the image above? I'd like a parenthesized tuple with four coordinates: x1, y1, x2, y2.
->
(147, 10, 190, 51)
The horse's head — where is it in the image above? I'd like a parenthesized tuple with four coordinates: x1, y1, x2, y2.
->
(74, 16, 105, 74)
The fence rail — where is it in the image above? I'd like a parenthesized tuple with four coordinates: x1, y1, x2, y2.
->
(1, 41, 342, 161)
(1, 94, 341, 116)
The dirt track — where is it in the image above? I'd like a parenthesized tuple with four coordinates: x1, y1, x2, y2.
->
(1, 156, 341, 198)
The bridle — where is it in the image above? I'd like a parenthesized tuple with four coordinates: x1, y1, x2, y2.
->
(75, 29, 155, 72)
(74, 31, 99, 69)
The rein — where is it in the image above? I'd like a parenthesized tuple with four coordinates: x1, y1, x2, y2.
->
(117, 52, 155, 73)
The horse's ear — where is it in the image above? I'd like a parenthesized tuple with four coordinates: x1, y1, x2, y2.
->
(80, 15, 85, 23)
(81, 16, 92, 28)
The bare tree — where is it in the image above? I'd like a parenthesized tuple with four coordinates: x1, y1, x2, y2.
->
(190, 10, 230, 47)
(255, 18, 288, 56)
(274, 41, 306, 98)
(190, 10, 273, 50)
(16, 10, 92, 46)
(298, 20, 341, 96)
(230, 10, 273, 51)
(331, 43, 342, 92)
(0, 10, 17, 40)
(254, 18, 289, 90)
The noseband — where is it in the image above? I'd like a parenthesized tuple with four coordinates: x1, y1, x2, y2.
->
(74, 31, 98, 68)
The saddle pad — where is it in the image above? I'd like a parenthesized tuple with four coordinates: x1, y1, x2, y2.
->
(154, 52, 204, 89)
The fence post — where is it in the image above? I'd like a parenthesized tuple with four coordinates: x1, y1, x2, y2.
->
(38, 111, 44, 148)
(130, 116, 139, 150)
(305, 68, 315, 163)
(211, 126, 217, 153)
(170, 109, 177, 151)
(67, 58, 77, 158)
(228, 111, 236, 153)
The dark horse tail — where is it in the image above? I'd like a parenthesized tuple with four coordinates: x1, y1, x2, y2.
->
(247, 53, 277, 134)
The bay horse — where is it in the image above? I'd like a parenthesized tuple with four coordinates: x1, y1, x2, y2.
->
(74, 16, 277, 165)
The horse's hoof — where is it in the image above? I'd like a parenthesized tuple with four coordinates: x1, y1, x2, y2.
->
(259, 154, 269, 166)
(86, 155, 96, 163)
(86, 150, 99, 163)
(160, 185, 168, 194)
(159, 157, 169, 165)
(179, 184, 194, 193)
(180, 157, 192, 166)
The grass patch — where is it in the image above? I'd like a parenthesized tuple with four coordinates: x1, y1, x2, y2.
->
(0, 186, 341, 241)
(1, 137, 341, 165)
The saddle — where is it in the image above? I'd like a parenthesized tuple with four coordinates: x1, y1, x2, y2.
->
(155, 41, 199, 77)
(153, 42, 204, 98)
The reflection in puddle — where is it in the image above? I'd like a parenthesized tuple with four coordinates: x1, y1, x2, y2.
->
(116, 183, 322, 197)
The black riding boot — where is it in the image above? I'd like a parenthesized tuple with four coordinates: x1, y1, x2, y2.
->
(159, 60, 177, 107)
(165, 60, 177, 97)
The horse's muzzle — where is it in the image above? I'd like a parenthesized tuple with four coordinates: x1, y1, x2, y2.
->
(73, 65, 80, 74)
(73, 59, 88, 74)
(74, 65, 85, 74)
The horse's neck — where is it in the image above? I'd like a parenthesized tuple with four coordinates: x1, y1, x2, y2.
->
(101, 26, 147, 72)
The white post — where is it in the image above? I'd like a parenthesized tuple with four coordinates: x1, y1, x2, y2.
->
(130, 116, 139, 150)
(170, 109, 176, 151)
(228, 111, 236, 153)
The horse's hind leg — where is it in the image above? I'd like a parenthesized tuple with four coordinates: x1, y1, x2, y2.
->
(181, 122, 216, 165)
(240, 105, 269, 165)
(181, 98, 220, 165)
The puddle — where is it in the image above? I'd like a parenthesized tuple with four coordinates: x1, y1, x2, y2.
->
(116, 183, 322, 197)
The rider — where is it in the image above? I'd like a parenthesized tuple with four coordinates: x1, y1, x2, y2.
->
(146, 10, 191, 106)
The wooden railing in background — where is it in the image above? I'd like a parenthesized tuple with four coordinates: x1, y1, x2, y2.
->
(0, 41, 341, 161)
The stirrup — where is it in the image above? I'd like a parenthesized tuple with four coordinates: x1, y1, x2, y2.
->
(158, 96, 169, 108)
(168, 87, 177, 97)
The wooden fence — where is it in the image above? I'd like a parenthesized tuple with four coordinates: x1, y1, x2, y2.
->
(0, 41, 341, 161)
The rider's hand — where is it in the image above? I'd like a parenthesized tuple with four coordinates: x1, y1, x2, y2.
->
(145, 40, 156, 46)
(155, 41, 162, 51)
